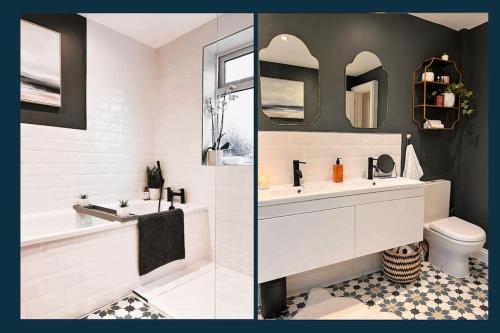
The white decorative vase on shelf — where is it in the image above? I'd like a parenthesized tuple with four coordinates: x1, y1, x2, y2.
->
(443, 92, 455, 107)
(116, 207, 129, 218)
(149, 188, 161, 200)
(422, 71, 435, 82)
(207, 149, 224, 166)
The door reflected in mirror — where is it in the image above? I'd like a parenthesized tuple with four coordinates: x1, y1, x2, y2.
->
(259, 34, 320, 125)
(345, 51, 388, 128)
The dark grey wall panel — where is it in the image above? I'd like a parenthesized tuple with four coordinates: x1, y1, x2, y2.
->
(454, 23, 488, 247)
(258, 13, 460, 181)
(20, 14, 87, 130)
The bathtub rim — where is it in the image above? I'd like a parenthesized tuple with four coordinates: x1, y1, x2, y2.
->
(21, 201, 208, 248)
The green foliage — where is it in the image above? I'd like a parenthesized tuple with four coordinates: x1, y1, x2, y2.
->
(146, 166, 163, 188)
(119, 199, 129, 208)
(431, 82, 477, 116)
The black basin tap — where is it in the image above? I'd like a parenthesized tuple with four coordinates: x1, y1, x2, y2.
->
(293, 160, 306, 187)
(368, 157, 379, 180)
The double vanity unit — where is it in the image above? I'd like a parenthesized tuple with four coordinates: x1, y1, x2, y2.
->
(258, 177, 425, 317)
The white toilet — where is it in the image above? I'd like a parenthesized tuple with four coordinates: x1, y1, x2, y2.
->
(424, 179, 486, 278)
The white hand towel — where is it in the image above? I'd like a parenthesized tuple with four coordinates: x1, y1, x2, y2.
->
(403, 144, 424, 180)
(424, 121, 445, 129)
(427, 119, 442, 126)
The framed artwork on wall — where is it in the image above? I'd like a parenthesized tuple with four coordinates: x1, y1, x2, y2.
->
(20, 20, 62, 108)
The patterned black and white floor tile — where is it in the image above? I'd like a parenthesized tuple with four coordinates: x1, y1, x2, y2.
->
(270, 258, 488, 320)
(81, 294, 168, 319)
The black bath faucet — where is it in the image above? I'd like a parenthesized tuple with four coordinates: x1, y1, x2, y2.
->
(167, 187, 186, 204)
(293, 160, 306, 187)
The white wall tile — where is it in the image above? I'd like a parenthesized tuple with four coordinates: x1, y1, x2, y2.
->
(259, 131, 402, 185)
(21, 20, 156, 214)
(155, 17, 254, 276)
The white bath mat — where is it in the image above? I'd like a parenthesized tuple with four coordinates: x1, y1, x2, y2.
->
(292, 288, 401, 320)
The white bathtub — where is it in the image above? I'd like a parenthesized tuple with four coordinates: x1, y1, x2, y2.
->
(21, 210, 120, 247)
(21, 200, 206, 247)
(21, 200, 210, 319)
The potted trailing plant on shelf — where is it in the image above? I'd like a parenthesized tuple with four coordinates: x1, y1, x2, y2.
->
(146, 166, 163, 200)
(203, 85, 238, 165)
(117, 199, 129, 218)
(422, 66, 435, 82)
(432, 83, 476, 114)
(79, 194, 89, 207)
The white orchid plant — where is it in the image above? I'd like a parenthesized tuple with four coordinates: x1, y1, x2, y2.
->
(204, 85, 238, 153)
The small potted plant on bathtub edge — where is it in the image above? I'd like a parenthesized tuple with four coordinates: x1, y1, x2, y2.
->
(117, 199, 129, 218)
(79, 194, 89, 207)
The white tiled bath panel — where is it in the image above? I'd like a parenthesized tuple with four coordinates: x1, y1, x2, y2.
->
(20, 209, 209, 319)
(258, 131, 402, 186)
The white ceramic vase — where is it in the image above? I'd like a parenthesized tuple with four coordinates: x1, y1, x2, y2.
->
(207, 149, 224, 166)
(443, 92, 455, 107)
(422, 71, 435, 82)
(149, 188, 161, 200)
(116, 207, 129, 218)
(78, 198, 89, 207)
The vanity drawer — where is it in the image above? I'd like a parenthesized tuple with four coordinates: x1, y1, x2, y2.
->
(259, 187, 424, 219)
(258, 206, 355, 283)
(355, 196, 424, 257)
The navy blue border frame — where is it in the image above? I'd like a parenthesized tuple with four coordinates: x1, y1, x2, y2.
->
(3, 0, 499, 331)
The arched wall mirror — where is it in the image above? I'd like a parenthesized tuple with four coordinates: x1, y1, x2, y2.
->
(345, 51, 388, 128)
(259, 34, 320, 125)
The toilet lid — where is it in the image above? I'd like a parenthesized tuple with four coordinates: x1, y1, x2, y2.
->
(430, 216, 486, 242)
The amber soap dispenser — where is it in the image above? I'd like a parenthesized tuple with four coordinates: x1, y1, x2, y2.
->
(333, 158, 343, 183)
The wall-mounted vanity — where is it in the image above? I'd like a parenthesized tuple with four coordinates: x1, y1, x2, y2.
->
(259, 178, 425, 282)
(258, 177, 425, 317)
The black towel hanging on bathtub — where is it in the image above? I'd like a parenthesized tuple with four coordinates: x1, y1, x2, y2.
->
(138, 208, 185, 276)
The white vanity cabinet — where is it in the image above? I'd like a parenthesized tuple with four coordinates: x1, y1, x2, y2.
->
(258, 179, 424, 283)
(259, 207, 355, 283)
(356, 196, 424, 257)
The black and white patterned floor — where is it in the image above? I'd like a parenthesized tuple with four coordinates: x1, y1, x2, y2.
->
(81, 294, 167, 319)
(273, 258, 488, 320)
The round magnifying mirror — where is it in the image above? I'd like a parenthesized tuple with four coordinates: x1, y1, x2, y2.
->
(377, 154, 395, 174)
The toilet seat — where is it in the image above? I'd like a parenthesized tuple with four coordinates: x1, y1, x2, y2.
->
(428, 217, 486, 242)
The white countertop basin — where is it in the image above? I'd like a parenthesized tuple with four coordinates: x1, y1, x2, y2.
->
(258, 177, 424, 206)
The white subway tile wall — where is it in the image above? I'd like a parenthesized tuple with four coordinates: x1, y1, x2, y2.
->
(258, 131, 402, 186)
(21, 20, 157, 214)
(155, 14, 254, 276)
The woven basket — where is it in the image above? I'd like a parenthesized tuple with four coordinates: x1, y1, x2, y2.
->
(382, 247, 421, 284)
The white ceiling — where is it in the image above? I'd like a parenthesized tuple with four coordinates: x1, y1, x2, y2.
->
(409, 13, 488, 31)
(346, 51, 382, 77)
(259, 34, 318, 69)
(80, 13, 217, 48)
